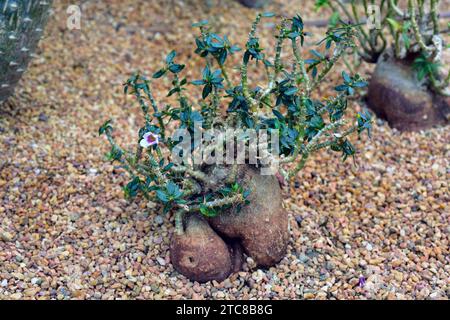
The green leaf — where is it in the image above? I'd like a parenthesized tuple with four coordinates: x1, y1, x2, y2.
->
(202, 84, 212, 99)
(200, 205, 218, 217)
(167, 87, 180, 97)
(152, 69, 166, 79)
(272, 109, 284, 120)
(315, 0, 330, 10)
(191, 79, 206, 86)
(106, 145, 123, 162)
(123, 177, 141, 198)
(162, 163, 174, 172)
(328, 12, 340, 27)
(310, 49, 323, 59)
(166, 181, 182, 198)
(166, 50, 176, 64)
(262, 12, 275, 17)
(99, 119, 112, 136)
(168, 64, 185, 73)
(386, 18, 400, 32)
(156, 190, 169, 203)
(353, 81, 368, 88)
(202, 65, 211, 80)
(342, 71, 351, 83)
(284, 87, 298, 96)
(192, 20, 209, 27)
(335, 84, 348, 91)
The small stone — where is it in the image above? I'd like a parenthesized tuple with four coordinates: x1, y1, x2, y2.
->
(298, 253, 309, 263)
(153, 236, 163, 244)
(429, 291, 440, 299)
(1, 230, 14, 242)
(154, 215, 164, 226)
(10, 293, 22, 299)
(252, 270, 264, 283)
(70, 213, 80, 221)
(38, 112, 49, 122)
(393, 271, 403, 282)
(1, 279, 7, 287)
(304, 292, 315, 299)
(156, 257, 166, 266)
(325, 262, 335, 271)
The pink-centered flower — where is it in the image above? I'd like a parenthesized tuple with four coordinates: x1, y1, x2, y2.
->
(140, 132, 159, 148)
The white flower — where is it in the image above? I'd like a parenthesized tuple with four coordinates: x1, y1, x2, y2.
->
(140, 132, 159, 148)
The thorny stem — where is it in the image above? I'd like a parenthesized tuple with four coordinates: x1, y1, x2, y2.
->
(389, 0, 405, 16)
(441, 71, 450, 90)
(287, 119, 347, 179)
(310, 125, 358, 152)
(182, 179, 202, 197)
(144, 83, 166, 140)
(211, 86, 220, 117)
(190, 193, 244, 211)
(351, 1, 372, 49)
(172, 165, 209, 183)
(430, 71, 450, 96)
(241, 63, 257, 113)
(219, 62, 232, 88)
(147, 153, 169, 185)
(311, 45, 346, 91)
(394, 31, 402, 59)
(430, 0, 439, 34)
(292, 38, 311, 94)
(257, 64, 275, 107)
(332, 0, 372, 55)
(274, 19, 287, 78)
(174, 209, 185, 235)
(409, 0, 433, 56)
(249, 13, 262, 39)
(241, 14, 263, 113)
(256, 19, 287, 106)
(226, 163, 239, 184)
(288, 152, 309, 180)
(173, 74, 188, 108)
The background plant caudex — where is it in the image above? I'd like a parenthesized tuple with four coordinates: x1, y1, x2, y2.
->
(318, 0, 449, 131)
(237, 0, 271, 8)
(99, 13, 372, 282)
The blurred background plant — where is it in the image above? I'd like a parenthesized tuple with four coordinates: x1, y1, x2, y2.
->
(316, 0, 449, 96)
(0, 0, 53, 104)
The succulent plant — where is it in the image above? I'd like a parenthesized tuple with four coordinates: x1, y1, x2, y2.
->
(99, 12, 373, 282)
(100, 13, 372, 233)
(317, 0, 449, 95)
(0, 0, 53, 104)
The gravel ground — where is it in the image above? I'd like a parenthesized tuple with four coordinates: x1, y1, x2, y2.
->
(0, 0, 449, 300)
